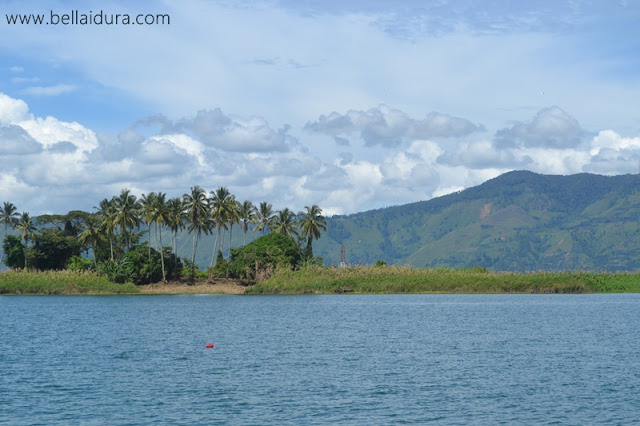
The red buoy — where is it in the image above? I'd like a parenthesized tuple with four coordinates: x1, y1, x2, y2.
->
(205, 343, 214, 348)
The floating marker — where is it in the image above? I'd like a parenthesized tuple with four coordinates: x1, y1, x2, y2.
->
(205, 343, 214, 348)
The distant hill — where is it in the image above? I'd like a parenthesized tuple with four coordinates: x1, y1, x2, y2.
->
(314, 171, 640, 272)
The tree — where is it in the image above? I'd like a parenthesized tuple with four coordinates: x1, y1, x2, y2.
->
(15, 212, 36, 269)
(209, 187, 234, 268)
(238, 200, 256, 245)
(227, 199, 241, 259)
(166, 197, 186, 279)
(0, 201, 19, 263)
(151, 192, 169, 282)
(29, 229, 81, 270)
(114, 189, 141, 252)
(2, 235, 24, 269)
(140, 192, 157, 258)
(183, 185, 210, 282)
(271, 208, 298, 238)
(298, 205, 327, 259)
(254, 201, 274, 235)
(227, 233, 301, 281)
(78, 215, 103, 266)
(95, 197, 117, 261)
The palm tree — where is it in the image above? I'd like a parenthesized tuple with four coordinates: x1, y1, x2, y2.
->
(140, 192, 157, 258)
(95, 198, 117, 260)
(151, 192, 169, 282)
(114, 189, 141, 252)
(78, 215, 102, 267)
(0, 201, 20, 263)
(298, 205, 327, 259)
(209, 187, 233, 267)
(15, 212, 36, 269)
(183, 185, 210, 282)
(238, 200, 256, 245)
(166, 197, 186, 279)
(271, 208, 298, 238)
(227, 199, 241, 258)
(254, 201, 274, 235)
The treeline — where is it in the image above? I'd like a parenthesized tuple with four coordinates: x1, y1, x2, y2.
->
(0, 187, 327, 285)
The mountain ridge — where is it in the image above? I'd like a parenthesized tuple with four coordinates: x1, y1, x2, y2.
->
(314, 170, 640, 271)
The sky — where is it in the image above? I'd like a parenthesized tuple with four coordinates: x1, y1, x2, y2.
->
(1, 0, 640, 216)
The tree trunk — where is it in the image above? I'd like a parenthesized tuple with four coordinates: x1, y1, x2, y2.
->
(190, 232, 198, 284)
(158, 224, 166, 282)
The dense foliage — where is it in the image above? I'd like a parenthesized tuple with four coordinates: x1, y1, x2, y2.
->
(1, 188, 326, 286)
(216, 233, 302, 281)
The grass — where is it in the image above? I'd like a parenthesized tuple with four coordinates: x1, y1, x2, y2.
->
(4, 266, 640, 295)
(245, 265, 640, 294)
(0, 270, 139, 295)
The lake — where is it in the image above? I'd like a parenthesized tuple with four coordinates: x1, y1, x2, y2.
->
(1, 294, 639, 424)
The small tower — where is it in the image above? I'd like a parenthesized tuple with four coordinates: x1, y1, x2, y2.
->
(339, 244, 346, 268)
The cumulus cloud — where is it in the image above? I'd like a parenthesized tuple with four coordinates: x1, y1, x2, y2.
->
(494, 106, 585, 149)
(437, 140, 532, 169)
(0, 93, 32, 123)
(305, 105, 483, 147)
(0, 125, 43, 155)
(584, 130, 640, 174)
(176, 109, 293, 152)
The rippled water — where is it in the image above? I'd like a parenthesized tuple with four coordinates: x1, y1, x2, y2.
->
(2, 294, 640, 424)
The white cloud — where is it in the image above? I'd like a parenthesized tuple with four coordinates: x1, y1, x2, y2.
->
(590, 130, 640, 155)
(494, 106, 586, 149)
(306, 105, 482, 147)
(22, 84, 78, 97)
(0, 93, 32, 124)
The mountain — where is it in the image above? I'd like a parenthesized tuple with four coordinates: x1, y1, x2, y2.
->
(313, 171, 640, 272)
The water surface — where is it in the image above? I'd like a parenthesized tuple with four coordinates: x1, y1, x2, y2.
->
(2, 294, 639, 424)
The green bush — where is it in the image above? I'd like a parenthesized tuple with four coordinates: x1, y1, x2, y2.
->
(2, 235, 24, 269)
(227, 233, 301, 281)
(28, 229, 82, 270)
(210, 250, 229, 278)
(67, 255, 95, 271)
(97, 258, 134, 284)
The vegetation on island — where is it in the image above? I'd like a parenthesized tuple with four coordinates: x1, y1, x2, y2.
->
(0, 190, 327, 294)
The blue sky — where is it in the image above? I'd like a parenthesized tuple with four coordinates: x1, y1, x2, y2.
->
(1, 0, 640, 216)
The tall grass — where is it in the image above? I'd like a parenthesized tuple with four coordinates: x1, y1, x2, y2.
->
(0, 270, 139, 295)
(245, 265, 640, 294)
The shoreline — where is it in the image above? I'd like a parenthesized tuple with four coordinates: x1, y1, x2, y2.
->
(137, 278, 248, 295)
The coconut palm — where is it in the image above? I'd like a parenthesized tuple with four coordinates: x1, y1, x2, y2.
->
(0, 201, 20, 263)
(209, 187, 234, 267)
(183, 186, 210, 281)
(114, 189, 141, 251)
(95, 198, 117, 260)
(271, 208, 298, 238)
(140, 192, 157, 258)
(298, 205, 327, 259)
(254, 201, 274, 235)
(166, 197, 186, 279)
(238, 200, 256, 245)
(78, 215, 102, 267)
(151, 192, 169, 282)
(226, 199, 241, 258)
(15, 212, 36, 269)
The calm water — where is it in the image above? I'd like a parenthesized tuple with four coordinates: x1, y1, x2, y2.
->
(1, 294, 640, 424)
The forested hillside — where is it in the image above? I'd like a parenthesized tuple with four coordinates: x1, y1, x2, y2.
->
(314, 171, 640, 272)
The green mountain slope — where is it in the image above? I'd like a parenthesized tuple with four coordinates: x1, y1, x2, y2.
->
(314, 171, 640, 272)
